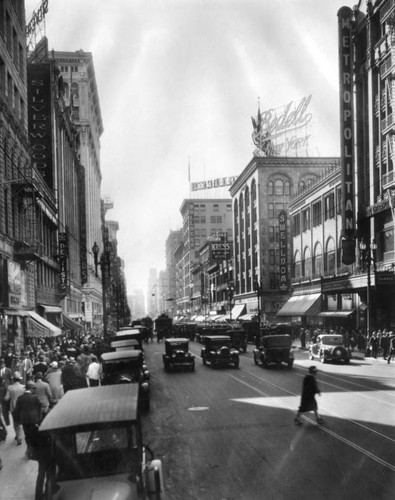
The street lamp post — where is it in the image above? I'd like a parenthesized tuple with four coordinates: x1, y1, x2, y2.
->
(254, 278, 263, 330)
(228, 282, 234, 321)
(359, 239, 377, 336)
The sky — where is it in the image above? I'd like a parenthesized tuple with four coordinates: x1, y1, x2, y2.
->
(25, 0, 354, 294)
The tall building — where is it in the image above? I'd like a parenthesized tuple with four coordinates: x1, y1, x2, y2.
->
(128, 289, 146, 321)
(165, 229, 182, 318)
(177, 198, 233, 315)
(52, 50, 104, 329)
(335, 2, 395, 329)
(0, 0, 36, 353)
(230, 156, 339, 324)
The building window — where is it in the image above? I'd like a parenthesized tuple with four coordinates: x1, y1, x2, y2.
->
(210, 216, 216, 223)
(302, 208, 310, 232)
(313, 243, 323, 276)
(274, 179, 284, 195)
(293, 213, 300, 236)
(268, 203, 274, 219)
(269, 272, 276, 289)
(226, 204, 232, 211)
(324, 193, 335, 220)
(312, 201, 322, 227)
(336, 186, 342, 215)
(324, 238, 336, 274)
(269, 226, 275, 242)
(269, 249, 276, 265)
(285, 181, 290, 195)
(268, 181, 274, 195)
(200, 204, 206, 211)
(275, 203, 284, 218)
(213, 204, 219, 212)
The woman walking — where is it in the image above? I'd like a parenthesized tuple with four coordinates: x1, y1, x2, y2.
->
(295, 366, 323, 425)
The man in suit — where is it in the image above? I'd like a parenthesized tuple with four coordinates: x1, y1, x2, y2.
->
(0, 358, 12, 426)
(4, 371, 25, 445)
(13, 380, 41, 458)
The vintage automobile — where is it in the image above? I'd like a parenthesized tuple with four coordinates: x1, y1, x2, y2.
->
(113, 330, 145, 351)
(227, 329, 248, 353)
(163, 338, 195, 371)
(201, 335, 240, 368)
(309, 334, 351, 364)
(110, 338, 141, 352)
(101, 350, 150, 410)
(39, 385, 164, 499)
(253, 334, 294, 368)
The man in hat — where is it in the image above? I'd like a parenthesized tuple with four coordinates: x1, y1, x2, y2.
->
(13, 380, 41, 459)
(4, 372, 25, 445)
(33, 372, 52, 421)
(294, 366, 324, 425)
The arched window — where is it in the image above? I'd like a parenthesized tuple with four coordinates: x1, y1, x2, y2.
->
(304, 247, 312, 278)
(294, 250, 302, 278)
(312, 242, 323, 277)
(285, 181, 290, 195)
(325, 238, 336, 275)
(274, 179, 284, 195)
(298, 181, 305, 191)
(268, 181, 274, 195)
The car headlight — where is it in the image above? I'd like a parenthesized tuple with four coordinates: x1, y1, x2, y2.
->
(141, 382, 149, 392)
(144, 370, 150, 380)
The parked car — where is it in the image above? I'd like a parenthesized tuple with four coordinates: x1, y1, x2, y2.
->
(113, 330, 145, 351)
(101, 350, 150, 410)
(39, 385, 164, 499)
(201, 335, 240, 368)
(253, 334, 294, 368)
(163, 338, 195, 371)
(227, 329, 248, 353)
(309, 334, 351, 364)
(110, 338, 141, 352)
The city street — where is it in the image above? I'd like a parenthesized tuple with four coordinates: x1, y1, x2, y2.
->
(1, 340, 394, 500)
(142, 340, 395, 500)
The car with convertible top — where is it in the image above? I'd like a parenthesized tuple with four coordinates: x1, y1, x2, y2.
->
(39, 385, 164, 499)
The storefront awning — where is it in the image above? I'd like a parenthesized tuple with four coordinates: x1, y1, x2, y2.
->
(318, 310, 355, 318)
(231, 304, 246, 319)
(62, 313, 83, 331)
(26, 311, 62, 338)
(3, 309, 29, 316)
(194, 315, 206, 322)
(277, 293, 322, 317)
(238, 313, 257, 322)
(40, 305, 62, 314)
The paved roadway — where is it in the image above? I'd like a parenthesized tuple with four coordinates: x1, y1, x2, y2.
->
(1, 340, 394, 500)
(143, 340, 395, 500)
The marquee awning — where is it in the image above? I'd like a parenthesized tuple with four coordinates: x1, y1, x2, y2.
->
(231, 304, 246, 319)
(277, 293, 322, 317)
(62, 313, 83, 331)
(318, 310, 355, 318)
(26, 311, 62, 338)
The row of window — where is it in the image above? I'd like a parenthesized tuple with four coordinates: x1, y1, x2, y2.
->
(193, 203, 232, 212)
(192, 215, 224, 224)
(292, 190, 341, 236)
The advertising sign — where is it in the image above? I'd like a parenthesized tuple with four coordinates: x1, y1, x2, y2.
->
(58, 232, 68, 292)
(211, 241, 231, 261)
(338, 7, 355, 265)
(7, 261, 22, 307)
(251, 96, 313, 157)
(27, 63, 54, 189)
(278, 210, 288, 292)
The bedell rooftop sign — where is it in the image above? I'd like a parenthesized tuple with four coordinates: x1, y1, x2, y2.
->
(251, 95, 313, 157)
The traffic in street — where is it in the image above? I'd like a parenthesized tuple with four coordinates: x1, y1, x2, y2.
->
(141, 338, 395, 500)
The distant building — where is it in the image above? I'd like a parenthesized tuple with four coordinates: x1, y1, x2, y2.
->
(147, 268, 158, 318)
(128, 290, 146, 321)
(165, 230, 182, 318)
(176, 199, 233, 316)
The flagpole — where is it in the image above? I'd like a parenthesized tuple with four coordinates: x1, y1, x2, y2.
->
(188, 156, 191, 197)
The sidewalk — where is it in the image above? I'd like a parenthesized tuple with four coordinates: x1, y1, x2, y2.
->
(0, 432, 37, 500)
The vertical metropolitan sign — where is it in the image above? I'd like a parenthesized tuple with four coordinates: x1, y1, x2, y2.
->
(27, 63, 54, 189)
(279, 210, 288, 291)
(338, 7, 356, 264)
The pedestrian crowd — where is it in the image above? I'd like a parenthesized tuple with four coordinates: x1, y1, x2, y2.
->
(296, 325, 395, 361)
(0, 331, 104, 498)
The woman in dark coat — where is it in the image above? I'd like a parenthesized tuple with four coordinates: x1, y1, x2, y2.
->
(294, 366, 323, 424)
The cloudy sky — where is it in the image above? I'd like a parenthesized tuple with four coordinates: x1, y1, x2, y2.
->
(25, 0, 353, 294)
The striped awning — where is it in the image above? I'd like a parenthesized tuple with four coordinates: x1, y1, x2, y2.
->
(62, 313, 83, 331)
(26, 311, 62, 338)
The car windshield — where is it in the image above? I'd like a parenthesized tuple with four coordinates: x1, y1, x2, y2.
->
(168, 342, 188, 351)
(210, 340, 231, 349)
(321, 335, 344, 345)
(55, 423, 138, 480)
